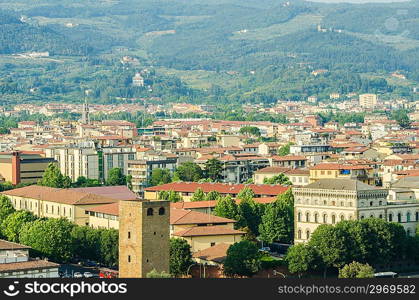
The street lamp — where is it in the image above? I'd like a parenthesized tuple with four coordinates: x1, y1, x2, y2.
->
(186, 263, 196, 277)
(273, 270, 286, 278)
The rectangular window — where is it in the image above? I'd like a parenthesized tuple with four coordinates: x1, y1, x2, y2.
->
(128, 255, 131, 263)
(128, 232, 131, 239)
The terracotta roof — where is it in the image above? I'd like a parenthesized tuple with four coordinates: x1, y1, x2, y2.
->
(255, 167, 291, 174)
(171, 201, 216, 210)
(0, 239, 31, 250)
(310, 163, 372, 170)
(69, 186, 138, 201)
(2, 186, 118, 205)
(193, 243, 230, 263)
(173, 226, 244, 237)
(145, 182, 289, 196)
(271, 155, 307, 161)
(87, 202, 119, 216)
(0, 259, 59, 273)
(170, 209, 235, 225)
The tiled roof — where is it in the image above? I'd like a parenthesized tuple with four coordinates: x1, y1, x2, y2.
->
(0, 260, 59, 273)
(193, 243, 230, 263)
(144, 182, 289, 196)
(310, 163, 372, 170)
(2, 186, 118, 205)
(254, 167, 291, 174)
(87, 202, 119, 216)
(173, 226, 244, 237)
(171, 209, 235, 225)
(271, 155, 307, 161)
(0, 239, 31, 250)
(69, 186, 138, 201)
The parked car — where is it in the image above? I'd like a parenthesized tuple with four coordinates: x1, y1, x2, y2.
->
(259, 247, 271, 252)
(83, 272, 94, 278)
(374, 272, 398, 278)
(73, 272, 83, 278)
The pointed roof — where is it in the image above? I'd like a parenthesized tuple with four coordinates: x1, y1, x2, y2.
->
(193, 243, 230, 263)
(170, 209, 236, 225)
(2, 185, 118, 205)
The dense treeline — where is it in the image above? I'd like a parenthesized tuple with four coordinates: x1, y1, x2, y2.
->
(0, 195, 118, 267)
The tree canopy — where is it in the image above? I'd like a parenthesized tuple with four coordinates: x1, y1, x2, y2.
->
(38, 163, 72, 188)
(223, 241, 261, 277)
(169, 238, 193, 277)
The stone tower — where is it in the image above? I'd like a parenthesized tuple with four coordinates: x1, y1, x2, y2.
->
(118, 200, 170, 278)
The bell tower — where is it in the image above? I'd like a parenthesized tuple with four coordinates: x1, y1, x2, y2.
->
(118, 200, 170, 278)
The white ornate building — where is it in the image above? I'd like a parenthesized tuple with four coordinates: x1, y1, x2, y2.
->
(293, 179, 419, 243)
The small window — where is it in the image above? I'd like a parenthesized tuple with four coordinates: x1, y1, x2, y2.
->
(398, 213, 402, 223)
(370, 201, 373, 207)
(159, 207, 165, 215)
(210, 242, 216, 247)
(128, 255, 131, 263)
(147, 208, 154, 216)
(128, 232, 131, 239)
(297, 230, 302, 239)
(389, 213, 393, 222)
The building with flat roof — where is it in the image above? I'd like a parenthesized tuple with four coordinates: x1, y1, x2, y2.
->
(0, 151, 56, 185)
(359, 93, 378, 109)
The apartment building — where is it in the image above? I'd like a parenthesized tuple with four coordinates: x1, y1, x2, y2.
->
(127, 154, 178, 195)
(45, 144, 136, 182)
(0, 151, 56, 185)
(309, 163, 376, 185)
(359, 93, 378, 109)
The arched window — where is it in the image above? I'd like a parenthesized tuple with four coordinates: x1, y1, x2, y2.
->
(389, 213, 393, 222)
(332, 214, 336, 224)
(340, 215, 345, 222)
(370, 214, 374, 218)
(407, 212, 411, 222)
(147, 208, 154, 216)
(360, 215, 365, 220)
(297, 212, 302, 222)
(331, 201, 336, 206)
(314, 213, 318, 223)
(416, 212, 419, 221)
(297, 230, 302, 239)
(306, 230, 310, 240)
(305, 212, 310, 222)
(407, 229, 411, 236)
(370, 201, 373, 207)
(398, 213, 402, 223)
(159, 207, 165, 215)
(379, 214, 383, 219)
(323, 214, 327, 224)
(379, 201, 383, 206)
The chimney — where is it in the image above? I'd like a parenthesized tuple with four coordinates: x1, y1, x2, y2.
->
(11, 151, 21, 185)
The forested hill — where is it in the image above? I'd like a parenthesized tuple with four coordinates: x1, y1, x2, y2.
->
(0, 11, 92, 55)
(0, 0, 418, 104)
